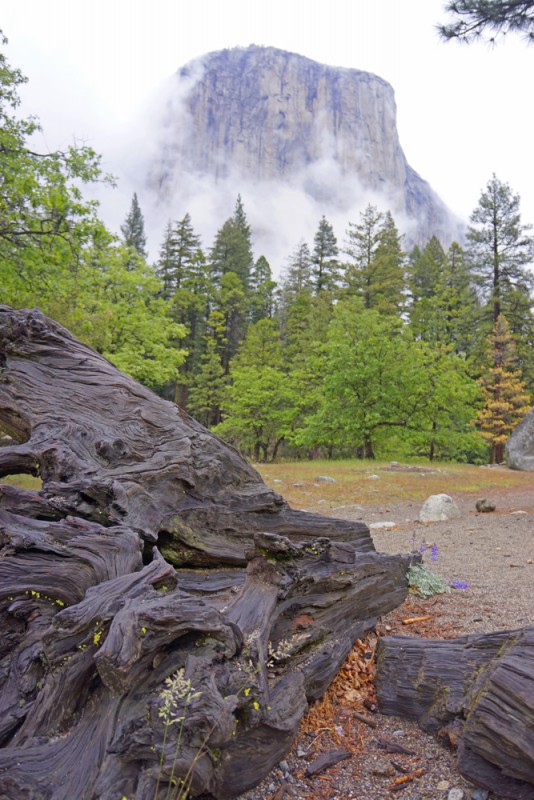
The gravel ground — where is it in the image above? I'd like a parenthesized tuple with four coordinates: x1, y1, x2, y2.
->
(236, 483, 534, 800)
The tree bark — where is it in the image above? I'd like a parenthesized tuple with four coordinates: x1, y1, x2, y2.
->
(0, 305, 411, 800)
(376, 626, 534, 799)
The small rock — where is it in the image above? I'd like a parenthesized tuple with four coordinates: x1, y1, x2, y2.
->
(475, 498, 496, 512)
(272, 479, 282, 483)
(366, 474, 380, 480)
(447, 789, 465, 800)
(384, 624, 392, 631)
(370, 758, 395, 777)
(391, 729, 405, 737)
(369, 521, 397, 529)
(296, 747, 307, 758)
(511, 510, 527, 515)
(528, 559, 533, 564)
(292, 482, 304, 487)
(471, 790, 489, 800)
(419, 494, 461, 523)
(315, 475, 336, 483)
(278, 759, 289, 774)
(436, 780, 450, 790)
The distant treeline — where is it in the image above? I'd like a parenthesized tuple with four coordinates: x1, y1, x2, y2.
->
(1, 34, 532, 464)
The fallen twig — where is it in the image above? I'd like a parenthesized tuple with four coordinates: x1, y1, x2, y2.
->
(389, 768, 427, 792)
(352, 711, 378, 728)
(402, 615, 432, 625)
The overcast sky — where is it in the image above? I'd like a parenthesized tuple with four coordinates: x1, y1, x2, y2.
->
(2, 0, 533, 258)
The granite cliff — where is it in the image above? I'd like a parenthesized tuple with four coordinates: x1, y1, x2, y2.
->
(149, 46, 461, 249)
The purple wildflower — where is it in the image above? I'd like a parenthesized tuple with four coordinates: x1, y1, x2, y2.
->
(450, 580, 470, 590)
(419, 542, 427, 554)
(430, 544, 439, 561)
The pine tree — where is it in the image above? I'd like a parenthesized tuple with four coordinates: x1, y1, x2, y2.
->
(439, 1, 534, 44)
(311, 216, 340, 293)
(209, 195, 254, 286)
(156, 222, 177, 299)
(187, 337, 227, 428)
(344, 205, 406, 314)
(477, 315, 531, 464)
(249, 255, 278, 323)
(435, 241, 480, 355)
(171, 247, 211, 408)
(282, 241, 314, 295)
(466, 175, 534, 329)
(407, 238, 479, 349)
(120, 193, 147, 258)
(211, 272, 249, 374)
(156, 213, 201, 297)
(408, 236, 446, 303)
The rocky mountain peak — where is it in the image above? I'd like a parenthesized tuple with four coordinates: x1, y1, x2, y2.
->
(149, 45, 462, 250)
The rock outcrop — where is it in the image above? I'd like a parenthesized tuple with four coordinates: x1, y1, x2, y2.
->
(506, 410, 534, 470)
(150, 45, 462, 247)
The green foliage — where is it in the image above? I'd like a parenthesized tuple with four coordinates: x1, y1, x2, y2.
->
(157, 213, 202, 298)
(70, 245, 187, 389)
(466, 174, 534, 329)
(188, 336, 227, 428)
(344, 205, 406, 315)
(295, 298, 481, 460)
(5, 29, 534, 468)
(120, 193, 147, 258)
(249, 255, 278, 322)
(209, 195, 254, 286)
(0, 31, 110, 288)
(0, 35, 188, 394)
(406, 565, 450, 597)
(215, 319, 296, 461)
(311, 216, 340, 293)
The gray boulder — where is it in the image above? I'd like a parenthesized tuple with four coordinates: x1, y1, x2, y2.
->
(419, 494, 461, 523)
(506, 410, 534, 470)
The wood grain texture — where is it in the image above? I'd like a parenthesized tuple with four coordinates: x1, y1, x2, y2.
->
(376, 627, 534, 799)
(0, 305, 411, 799)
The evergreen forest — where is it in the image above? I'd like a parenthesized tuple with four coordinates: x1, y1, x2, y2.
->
(2, 34, 533, 466)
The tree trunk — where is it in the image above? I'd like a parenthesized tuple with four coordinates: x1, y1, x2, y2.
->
(0, 305, 411, 800)
(376, 627, 534, 799)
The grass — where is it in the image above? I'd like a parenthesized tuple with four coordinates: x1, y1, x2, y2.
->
(3, 460, 531, 516)
(255, 459, 533, 515)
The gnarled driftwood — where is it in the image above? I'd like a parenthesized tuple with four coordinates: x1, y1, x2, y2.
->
(0, 305, 411, 799)
(376, 626, 534, 799)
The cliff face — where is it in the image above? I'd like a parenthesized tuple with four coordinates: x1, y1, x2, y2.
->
(151, 46, 461, 246)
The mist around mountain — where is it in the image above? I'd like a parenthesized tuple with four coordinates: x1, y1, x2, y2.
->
(112, 45, 464, 271)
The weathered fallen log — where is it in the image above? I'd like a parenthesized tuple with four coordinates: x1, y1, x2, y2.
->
(0, 305, 412, 799)
(376, 626, 534, 799)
